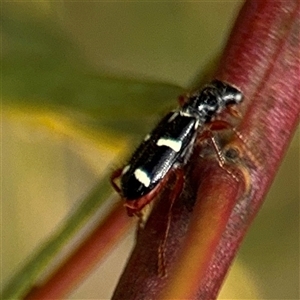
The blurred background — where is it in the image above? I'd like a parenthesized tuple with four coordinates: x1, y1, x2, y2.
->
(2, 2, 299, 299)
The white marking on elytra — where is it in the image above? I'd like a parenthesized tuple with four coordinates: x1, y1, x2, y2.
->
(157, 138, 182, 152)
(122, 164, 130, 175)
(134, 168, 151, 187)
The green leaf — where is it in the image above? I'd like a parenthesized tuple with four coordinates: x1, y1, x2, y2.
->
(2, 10, 183, 136)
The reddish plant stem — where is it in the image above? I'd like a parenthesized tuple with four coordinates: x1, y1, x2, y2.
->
(197, 1, 300, 297)
(24, 202, 132, 300)
(158, 163, 246, 299)
(113, 1, 299, 299)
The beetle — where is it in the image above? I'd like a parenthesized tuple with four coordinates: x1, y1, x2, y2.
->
(111, 80, 243, 215)
(111, 80, 243, 275)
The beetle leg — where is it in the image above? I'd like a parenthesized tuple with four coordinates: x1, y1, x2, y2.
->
(227, 105, 243, 119)
(158, 168, 184, 277)
(206, 120, 261, 168)
(178, 93, 190, 107)
(206, 119, 234, 131)
(209, 134, 241, 181)
(110, 168, 123, 194)
(133, 209, 147, 239)
(205, 119, 246, 146)
(197, 125, 240, 181)
(209, 134, 226, 167)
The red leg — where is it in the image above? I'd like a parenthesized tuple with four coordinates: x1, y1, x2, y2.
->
(209, 134, 240, 181)
(210, 134, 226, 167)
(124, 177, 166, 216)
(135, 209, 148, 236)
(226, 105, 243, 119)
(158, 168, 184, 277)
(197, 121, 242, 181)
(206, 119, 233, 131)
(178, 93, 190, 107)
(206, 120, 261, 168)
(113, 166, 185, 277)
(205, 119, 246, 146)
(197, 129, 227, 169)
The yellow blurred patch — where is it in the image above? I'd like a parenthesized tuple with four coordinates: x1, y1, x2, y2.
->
(3, 105, 129, 155)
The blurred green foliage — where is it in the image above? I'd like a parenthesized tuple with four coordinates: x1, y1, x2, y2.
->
(2, 7, 183, 136)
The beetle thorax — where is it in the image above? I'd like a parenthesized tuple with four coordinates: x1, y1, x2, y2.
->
(183, 88, 224, 123)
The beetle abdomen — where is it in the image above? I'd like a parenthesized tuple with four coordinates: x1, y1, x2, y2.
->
(121, 111, 197, 200)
